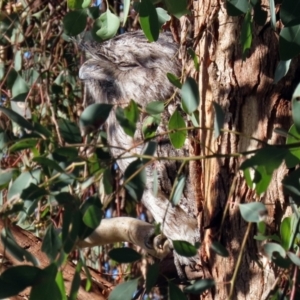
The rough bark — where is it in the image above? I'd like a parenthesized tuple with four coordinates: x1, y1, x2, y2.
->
(187, 1, 300, 299)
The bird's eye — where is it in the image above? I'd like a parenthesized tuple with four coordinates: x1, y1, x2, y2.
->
(118, 62, 139, 70)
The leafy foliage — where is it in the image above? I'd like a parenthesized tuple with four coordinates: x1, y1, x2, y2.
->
(1, 0, 300, 299)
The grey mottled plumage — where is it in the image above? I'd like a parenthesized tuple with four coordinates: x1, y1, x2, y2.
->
(79, 31, 200, 278)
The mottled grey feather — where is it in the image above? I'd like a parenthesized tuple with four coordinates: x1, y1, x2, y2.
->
(79, 31, 200, 277)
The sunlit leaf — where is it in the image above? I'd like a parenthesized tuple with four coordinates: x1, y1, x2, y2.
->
(240, 10, 252, 60)
(139, 0, 159, 42)
(95, 9, 120, 40)
(173, 240, 198, 257)
(168, 109, 186, 149)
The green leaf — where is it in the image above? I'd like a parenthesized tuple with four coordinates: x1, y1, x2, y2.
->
(274, 60, 291, 84)
(8, 169, 41, 201)
(181, 77, 199, 114)
(156, 7, 171, 27)
(240, 146, 286, 194)
(187, 48, 199, 71)
(1, 228, 39, 266)
(63, 10, 87, 36)
(11, 74, 29, 100)
(30, 264, 61, 300)
(20, 183, 48, 201)
(263, 242, 286, 259)
(58, 119, 82, 144)
(142, 115, 160, 138)
(213, 102, 225, 138)
(173, 240, 198, 257)
(9, 138, 38, 152)
(142, 141, 157, 164)
(279, 24, 300, 60)
(33, 157, 65, 173)
(108, 248, 142, 263)
(55, 271, 67, 300)
(164, 0, 189, 18)
(168, 281, 187, 300)
(139, 0, 159, 42)
(285, 124, 300, 169)
(0, 168, 17, 187)
(79, 103, 113, 134)
(239, 202, 267, 223)
(116, 100, 139, 138)
(146, 263, 159, 293)
(124, 159, 146, 201)
(108, 278, 139, 300)
(67, 0, 84, 9)
(167, 73, 182, 89)
(168, 109, 186, 149)
(0, 106, 33, 131)
(42, 224, 62, 261)
(95, 9, 120, 41)
(292, 83, 300, 133)
(62, 209, 82, 253)
(269, 0, 276, 30)
(146, 101, 164, 115)
(210, 241, 229, 257)
(123, 0, 131, 26)
(240, 10, 252, 60)
(82, 195, 102, 229)
(283, 169, 300, 203)
(14, 50, 22, 72)
(280, 217, 291, 250)
(103, 168, 113, 194)
(287, 251, 300, 266)
(69, 259, 82, 300)
(280, 0, 300, 26)
(226, 0, 250, 16)
(0, 265, 40, 298)
(184, 279, 215, 295)
(170, 175, 186, 206)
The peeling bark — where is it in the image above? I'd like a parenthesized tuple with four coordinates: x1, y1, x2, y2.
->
(188, 0, 300, 299)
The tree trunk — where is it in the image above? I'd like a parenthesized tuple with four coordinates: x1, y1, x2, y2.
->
(186, 1, 299, 299)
